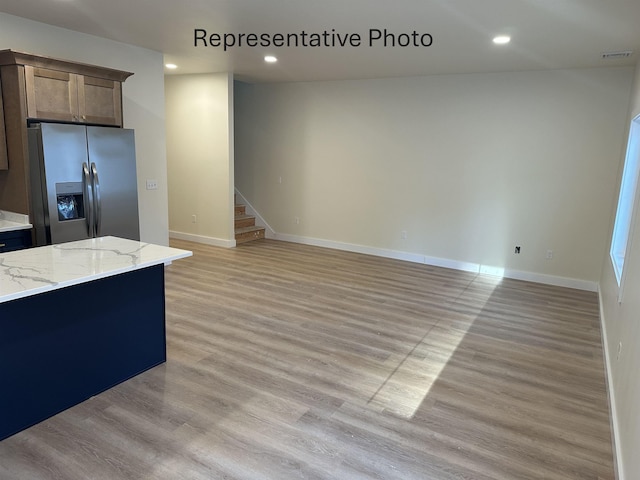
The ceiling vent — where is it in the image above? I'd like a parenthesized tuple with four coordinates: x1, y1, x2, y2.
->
(601, 50, 633, 59)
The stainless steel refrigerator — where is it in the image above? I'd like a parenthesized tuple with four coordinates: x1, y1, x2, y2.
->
(28, 123, 140, 246)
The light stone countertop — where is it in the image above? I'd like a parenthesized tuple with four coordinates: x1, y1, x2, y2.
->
(0, 236, 192, 304)
(0, 211, 32, 233)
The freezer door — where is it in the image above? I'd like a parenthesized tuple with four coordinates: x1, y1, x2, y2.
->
(87, 127, 140, 241)
(35, 123, 93, 245)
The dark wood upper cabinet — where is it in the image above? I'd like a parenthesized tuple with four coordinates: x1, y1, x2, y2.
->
(0, 49, 131, 127)
(23, 67, 125, 126)
(24, 66, 79, 123)
(78, 75, 123, 126)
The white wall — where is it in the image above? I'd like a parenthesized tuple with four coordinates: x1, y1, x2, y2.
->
(0, 13, 169, 245)
(165, 73, 235, 247)
(235, 67, 633, 287)
(600, 60, 640, 480)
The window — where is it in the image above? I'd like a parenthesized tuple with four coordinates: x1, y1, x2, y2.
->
(611, 114, 640, 290)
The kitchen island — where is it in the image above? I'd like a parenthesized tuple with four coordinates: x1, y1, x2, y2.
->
(0, 236, 192, 441)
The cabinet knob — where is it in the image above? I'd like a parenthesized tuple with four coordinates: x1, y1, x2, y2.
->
(82, 115, 86, 120)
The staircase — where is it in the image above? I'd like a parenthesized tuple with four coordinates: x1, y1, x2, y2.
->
(234, 200, 265, 244)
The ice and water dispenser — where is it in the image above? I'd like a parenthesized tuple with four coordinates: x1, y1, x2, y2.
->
(55, 182, 85, 221)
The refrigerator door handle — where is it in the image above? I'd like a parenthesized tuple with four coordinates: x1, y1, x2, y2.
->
(83, 162, 94, 237)
(91, 162, 102, 237)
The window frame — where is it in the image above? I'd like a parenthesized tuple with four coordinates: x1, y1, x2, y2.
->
(610, 114, 640, 301)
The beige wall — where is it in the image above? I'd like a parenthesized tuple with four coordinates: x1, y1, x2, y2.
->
(165, 73, 234, 246)
(0, 13, 169, 245)
(235, 67, 633, 287)
(600, 60, 640, 480)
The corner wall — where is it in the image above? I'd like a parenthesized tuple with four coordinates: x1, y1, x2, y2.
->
(235, 67, 633, 286)
(599, 59, 640, 480)
(0, 13, 169, 245)
(165, 73, 234, 246)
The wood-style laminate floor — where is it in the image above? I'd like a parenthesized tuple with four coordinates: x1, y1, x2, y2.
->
(0, 239, 614, 480)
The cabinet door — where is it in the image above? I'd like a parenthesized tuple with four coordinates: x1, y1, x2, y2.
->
(0, 75, 8, 170)
(24, 66, 79, 122)
(78, 75, 123, 127)
(0, 230, 32, 252)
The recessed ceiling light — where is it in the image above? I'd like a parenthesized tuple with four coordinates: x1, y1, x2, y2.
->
(165, 63, 178, 69)
(493, 35, 511, 45)
(264, 55, 278, 63)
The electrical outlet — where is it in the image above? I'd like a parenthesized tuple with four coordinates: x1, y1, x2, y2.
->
(146, 179, 158, 190)
(514, 246, 521, 254)
(546, 250, 553, 260)
(401, 230, 407, 240)
(294, 217, 300, 225)
(191, 214, 197, 224)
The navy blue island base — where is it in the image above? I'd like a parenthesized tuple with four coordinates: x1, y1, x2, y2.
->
(0, 264, 166, 441)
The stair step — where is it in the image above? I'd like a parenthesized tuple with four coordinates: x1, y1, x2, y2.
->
(235, 214, 256, 229)
(234, 204, 246, 215)
(235, 225, 265, 244)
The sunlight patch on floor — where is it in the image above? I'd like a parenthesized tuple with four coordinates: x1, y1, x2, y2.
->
(367, 274, 502, 418)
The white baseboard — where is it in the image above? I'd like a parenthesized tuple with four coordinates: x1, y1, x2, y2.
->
(169, 230, 236, 248)
(275, 232, 428, 264)
(498, 268, 598, 292)
(274, 232, 598, 292)
(598, 286, 623, 480)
